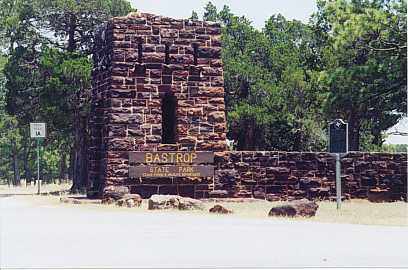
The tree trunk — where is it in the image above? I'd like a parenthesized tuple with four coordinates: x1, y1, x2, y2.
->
(68, 148, 74, 180)
(23, 142, 32, 183)
(238, 119, 255, 150)
(11, 141, 20, 186)
(71, 112, 89, 193)
(67, 13, 77, 53)
(59, 152, 67, 184)
(348, 115, 361, 151)
(245, 120, 254, 150)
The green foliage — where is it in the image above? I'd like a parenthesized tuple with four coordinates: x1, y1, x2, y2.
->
(203, 2, 218, 22)
(0, 0, 133, 185)
(0, 0, 40, 52)
(189, 10, 199, 21)
(0, 54, 7, 109)
(197, 1, 405, 151)
(316, 0, 407, 150)
(39, 47, 92, 138)
(0, 0, 405, 186)
(380, 144, 408, 153)
(217, 8, 327, 150)
(35, 0, 134, 53)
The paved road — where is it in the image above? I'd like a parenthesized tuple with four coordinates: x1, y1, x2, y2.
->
(1, 196, 407, 268)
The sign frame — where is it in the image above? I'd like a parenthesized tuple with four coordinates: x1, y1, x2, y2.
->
(328, 119, 348, 154)
(30, 122, 46, 138)
(129, 151, 214, 164)
(129, 165, 214, 178)
(128, 151, 215, 178)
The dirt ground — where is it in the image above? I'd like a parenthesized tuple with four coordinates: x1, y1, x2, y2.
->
(1, 183, 407, 226)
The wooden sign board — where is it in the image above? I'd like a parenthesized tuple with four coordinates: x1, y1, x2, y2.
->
(129, 151, 214, 164)
(129, 165, 214, 178)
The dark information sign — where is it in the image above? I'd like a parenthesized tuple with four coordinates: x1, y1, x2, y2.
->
(129, 151, 214, 164)
(329, 119, 348, 153)
(129, 165, 214, 178)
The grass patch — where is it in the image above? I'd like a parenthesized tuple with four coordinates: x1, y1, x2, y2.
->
(201, 199, 408, 226)
(4, 182, 405, 227)
(65, 198, 407, 226)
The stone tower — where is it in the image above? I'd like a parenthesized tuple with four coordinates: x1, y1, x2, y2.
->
(88, 13, 226, 195)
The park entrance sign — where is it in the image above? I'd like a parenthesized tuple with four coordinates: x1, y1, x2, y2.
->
(129, 151, 214, 178)
(86, 13, 407, 201)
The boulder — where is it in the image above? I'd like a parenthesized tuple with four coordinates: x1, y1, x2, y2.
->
(308, 187, 330, 200)
(103, 185, 129, 200)
(253, 187, 266, 199)
(368, 188, 392, 203)
(86, 189, 100, 199)
(268, 199, 318, 218)
(209, 204, 233, 214)
(101, 197, 116, 205)
(60, 197, 83, 204)
(265, 194, 282, 202)
(148, 195, 204, 210)
(116, 194, 143, 208)
(209, 190, 229, 198)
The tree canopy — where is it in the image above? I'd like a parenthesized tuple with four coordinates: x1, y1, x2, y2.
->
(0, 0, 406, 187)
(0, 0, 133, 187)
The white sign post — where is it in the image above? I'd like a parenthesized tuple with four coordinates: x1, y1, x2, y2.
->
(30, 123, 46, 195)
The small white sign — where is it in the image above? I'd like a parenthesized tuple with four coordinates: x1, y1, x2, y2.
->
(30, 123, 46, 138)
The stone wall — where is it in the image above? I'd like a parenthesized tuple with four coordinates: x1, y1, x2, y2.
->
(88, 12, 407, 202)
(124, 151, 407, 201)
(89, 13, 226, 190)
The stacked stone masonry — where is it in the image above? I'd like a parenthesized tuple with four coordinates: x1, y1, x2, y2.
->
(89, 13, 226, 190)
(123, 151, 407, 201)
(89, 13, 407, 201)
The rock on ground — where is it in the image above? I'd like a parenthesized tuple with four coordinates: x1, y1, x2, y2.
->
(116, 194, 142, 208)
(268, 199, 319, 218)
(103, 186, 129, 200)
(148, 195, 204, 210)
(368, 188, 392, 203)
(209, 204, 233, 214)
(101, 197, 116, 205)
(60, 198, 83, 204)
(59, 197, 102, 205)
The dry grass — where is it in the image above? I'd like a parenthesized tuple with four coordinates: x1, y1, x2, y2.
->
(57, 196, 408, 227)
(0, 183, 71, 195)
(2, 182, 406, 227)
(199, 199, 408, 226)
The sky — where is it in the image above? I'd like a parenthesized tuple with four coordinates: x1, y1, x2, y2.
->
(129, 0, 317, 28)
(129, 0, 407, 145)
(386, 117, 408, 145)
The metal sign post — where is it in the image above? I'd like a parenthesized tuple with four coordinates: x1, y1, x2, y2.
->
(36, 138, 40, 195)
(328, 119, 348, 210)
(30, 123, 46, 195)
(335, 153, 341, 210)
